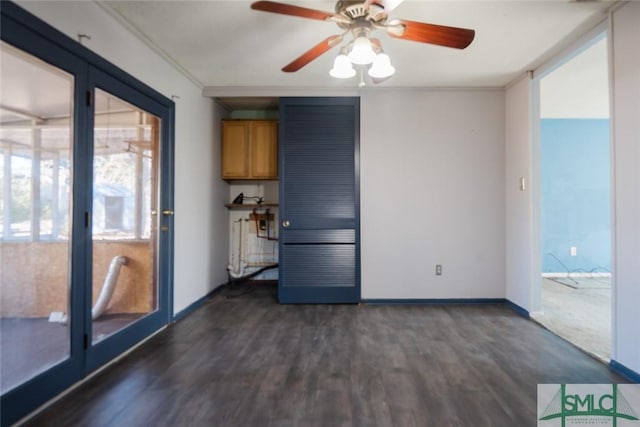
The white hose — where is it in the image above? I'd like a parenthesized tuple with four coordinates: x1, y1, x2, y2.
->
(227, 218, 247, 278)
(49, 255, 128, 324)
(227, 262, 248, 278)
(92, 255, 128, 320)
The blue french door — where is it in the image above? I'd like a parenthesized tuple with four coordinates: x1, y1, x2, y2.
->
(84, 67, 173, 371)
(278, 97, 360, 303)
(1, 3, 174, 425)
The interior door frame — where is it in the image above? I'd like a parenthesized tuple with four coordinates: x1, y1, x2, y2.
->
(0, 3, 174, 425)
(530, 23, 610, 315)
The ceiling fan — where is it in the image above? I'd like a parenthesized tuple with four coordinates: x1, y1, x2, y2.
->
(250, 0, 475, 82)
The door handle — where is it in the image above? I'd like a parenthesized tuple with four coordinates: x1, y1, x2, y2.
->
(162, 209, 174, 216)
(282, 220, 290, 228)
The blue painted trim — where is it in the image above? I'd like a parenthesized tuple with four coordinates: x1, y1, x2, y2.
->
(362, 298, 531, 318)
(173, 285, 225, 322)
(362, 298, 507, 305)
(610, 360, 640, 383)
(505, 300, 530, 318)
(165, 102, 176, 324)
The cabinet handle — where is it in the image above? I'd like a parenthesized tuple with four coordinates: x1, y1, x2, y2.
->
(162, 209, 174, 216)
(282, 220, 290, 228)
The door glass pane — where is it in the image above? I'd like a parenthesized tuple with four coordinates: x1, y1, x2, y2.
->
(91, 88, 159, 344)
(0, 41, 74, 393)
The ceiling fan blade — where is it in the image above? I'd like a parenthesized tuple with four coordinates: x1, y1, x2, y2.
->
(370, 37, 383, 51)
(282, 35, 343, 72)
(251, 1, 336, 21)
(386, 19, 475, 49)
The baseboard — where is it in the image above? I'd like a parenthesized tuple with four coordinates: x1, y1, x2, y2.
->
(505, 300, 530, 318)
(177, 293, 528, 318)
(362, 298, 507, 305)
(361, 298, 531, 319)
(610, 359, 640, 383)
(173, 284, 225, 322)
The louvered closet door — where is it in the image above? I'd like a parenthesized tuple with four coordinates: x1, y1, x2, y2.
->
(278, 97, 360, 303)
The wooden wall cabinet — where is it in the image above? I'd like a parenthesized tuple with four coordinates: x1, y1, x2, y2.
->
(221, 120, 278, 180)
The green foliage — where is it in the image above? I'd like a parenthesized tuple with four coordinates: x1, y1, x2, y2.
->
(11, 174, 31, 223)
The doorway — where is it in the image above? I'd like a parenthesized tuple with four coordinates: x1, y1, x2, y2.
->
(217, 96, 361, 304)
(0, 5, 174, 424)
(532, 34, 611, 361)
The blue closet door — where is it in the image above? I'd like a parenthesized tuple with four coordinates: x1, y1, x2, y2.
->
(278, 97, 360, 303)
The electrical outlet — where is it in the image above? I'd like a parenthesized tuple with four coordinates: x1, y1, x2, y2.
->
(570, 246, 577, 256)
(435, 264, 442, 276)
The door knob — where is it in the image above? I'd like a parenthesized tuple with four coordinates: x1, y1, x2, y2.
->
(162, 209, 174, 216)
(282, 220, 290, 228)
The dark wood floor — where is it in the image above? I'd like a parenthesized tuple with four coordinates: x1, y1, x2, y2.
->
(23, 283, 627, 427)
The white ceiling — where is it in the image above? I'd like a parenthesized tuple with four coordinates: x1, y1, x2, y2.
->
(0, 41, 74, 124)
(103, 0, 617, 90)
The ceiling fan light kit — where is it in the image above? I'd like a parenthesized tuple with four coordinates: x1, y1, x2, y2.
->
(348, 36, 377, 65)
(330, 53, 357, 78)
(368, 53, 395, 79)
(251, 0, 475, 85)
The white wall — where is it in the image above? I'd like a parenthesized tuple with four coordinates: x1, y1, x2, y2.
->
(172, 96, 228, 313)
(15, 1, 229, 314)
(360, 89, 505, 299)
(504, 75, 535, 311)
(611, 1, 640, 375)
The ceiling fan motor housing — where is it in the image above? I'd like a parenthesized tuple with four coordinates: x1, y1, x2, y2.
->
(335, 1, 387, 29)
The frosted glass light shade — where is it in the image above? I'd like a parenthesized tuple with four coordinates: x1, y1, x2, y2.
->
(383, 0, 404, 11)
(368, 53, 395, 78)
(348, 37, 376, 65)
(329, 54, 356, 78)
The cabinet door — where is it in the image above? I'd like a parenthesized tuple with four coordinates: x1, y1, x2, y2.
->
(251, 121, 278, 179)
(221, 121, 249, 178)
